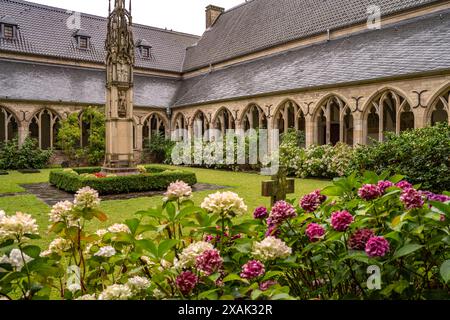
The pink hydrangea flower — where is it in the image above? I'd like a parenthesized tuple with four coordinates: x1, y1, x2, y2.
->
(259, 280, 278, 291)
(176, 271, 198, 296)
(365, 236, 390, 258)
(400, 188, 424, 210)
(195, 249, 223, 276)
(330, 210, 353, 232)
(305, 223, 325, 242)
(377, 180, 394, 193)
(269, 201, 297, 225)
(240, 260, 265, 279)
(253, 206, 269, 219)
(265, 219, 281, 238)
(300, 190, 327, 212)
(348, 229, 375, 250)
(396, 180, 413, 190)
(164, 180, 192, 201)
(358, 184, 382, 201)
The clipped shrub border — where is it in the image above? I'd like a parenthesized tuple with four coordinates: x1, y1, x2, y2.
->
(49, 165, 197, 195)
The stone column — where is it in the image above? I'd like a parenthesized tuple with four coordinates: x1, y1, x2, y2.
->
(18, 122, 29, 145)
(352, 112, 364, 145)
(304, 115, 314, 147)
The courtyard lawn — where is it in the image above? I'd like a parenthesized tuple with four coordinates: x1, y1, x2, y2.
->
(0, 166, 330, 247)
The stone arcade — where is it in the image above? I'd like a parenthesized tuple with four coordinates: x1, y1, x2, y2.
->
(0, 0, 450, 164)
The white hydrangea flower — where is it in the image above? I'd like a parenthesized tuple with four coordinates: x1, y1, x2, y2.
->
(67, 283, 81, 293)
(140, 255, 153, 266)
(76, 294, 96, 300)
(177, 241, 214, 268)
(163, 180, 192, 201)
(107, 224, 131, 234)
(152, 288, 165, 300)
(252, 236, 292, 261)
(94, 246, 116, 258)
(74, 187, 100, 209)
(200, 191, 247, 217)
(1, 249, 34, 271)
(0, 212, 39, 241)
(98, 284, 132, 300)
(126, 276, 151, 292)
(40, 238, 71, 257)
(49, 201, 77, 226)
(95, 229, 108, 238)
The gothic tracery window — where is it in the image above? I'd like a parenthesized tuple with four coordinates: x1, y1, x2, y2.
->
(29, 109, 61, 149)
(274, 100, 305, 136)
(429, 88, 449, 126)
(142, 113, 166, 149)
(315, 95, 353, 146)
(365, 90, 414, 143)
(213, 108, 235, 135)
(0, 106, 18, 143)
(192, 111, 210, 139)
(241, 104, 267, 131)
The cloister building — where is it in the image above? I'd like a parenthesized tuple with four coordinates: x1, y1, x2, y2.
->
(1, 0, 450, 161)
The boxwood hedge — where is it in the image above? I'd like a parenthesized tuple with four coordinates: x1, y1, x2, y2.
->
(49, 165, 197, 195)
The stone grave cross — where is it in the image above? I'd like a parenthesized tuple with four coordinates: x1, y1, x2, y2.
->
(261, 166, 295, 206)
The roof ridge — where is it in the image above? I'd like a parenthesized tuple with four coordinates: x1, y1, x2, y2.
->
(4, 0, 200, 38)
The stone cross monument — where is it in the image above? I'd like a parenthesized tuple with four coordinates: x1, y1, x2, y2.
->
(102, 0, 138, 175)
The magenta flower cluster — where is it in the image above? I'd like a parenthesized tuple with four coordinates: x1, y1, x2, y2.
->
(377, 180, 394, 193)
(269, 201, 297, 225)
(348, 229, 375, 250)
(400, 188, 424, 210)
(196, 249, 223, 276)
(365, 236, 390, 257)
(176, 271, 198, 295)
(259, 280, 278, 291)
(300, 190, 327, 212)
(331, 210, 354, 232)
(358, 184, 382, 201)
(240, 260, 265, 279)
(305, 223, 326, 242)
(253, 206, 269, 219)
(396, 180, 413, 190)
(420, 191, 450, 203)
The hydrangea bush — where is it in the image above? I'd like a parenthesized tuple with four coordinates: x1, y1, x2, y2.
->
(0, 174, 449, 300)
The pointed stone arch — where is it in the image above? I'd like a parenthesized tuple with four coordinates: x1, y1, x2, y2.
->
(426, 83, 450, 126)
(0, 105, 19, 144)
(29, 108, 61, 149)
(239, 103, 267, 130)
(362, 87, 414, 143)
(142, 112, 168, 149)
(273, 99, 305, 135)
(191, 110, 210, 139)
(212, 107, 235, 134)
(312, 93, 352, 145)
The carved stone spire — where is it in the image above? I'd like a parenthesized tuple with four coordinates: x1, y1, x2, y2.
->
(103, 0, 137, 174)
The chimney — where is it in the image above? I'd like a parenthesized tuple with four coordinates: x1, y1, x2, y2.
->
(205, 5, 224, 29)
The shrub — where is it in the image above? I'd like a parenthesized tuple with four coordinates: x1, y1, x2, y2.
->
(351, 124, 450, 193)
(49, 165, 197, 195)
(57, 107, 105, 166)
(0, 137, 52, 170)
(143, 133, 175, 164)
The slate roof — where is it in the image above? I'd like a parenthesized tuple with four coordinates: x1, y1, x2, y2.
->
(0, 0, 199, 73)
(0, 60, 180, 108)
(183, 0, 442, 71)
(174, 10, 450, 107)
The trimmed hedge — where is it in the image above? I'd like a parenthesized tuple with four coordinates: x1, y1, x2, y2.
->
(49, 165, 197, 195)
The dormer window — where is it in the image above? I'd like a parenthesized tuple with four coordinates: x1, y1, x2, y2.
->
(0, 16, 18, 40)
(136, 39, 152, 59)
(73, 29, 91, 50)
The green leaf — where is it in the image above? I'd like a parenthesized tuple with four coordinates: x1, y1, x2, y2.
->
(429, 201, 450, 217)
(22, 245, 41, 259)
(393, 244, 423, 259)
(92, 209, 108, 222)
(176, 206, 203, 220)
(157, 239, 178, 258)
(223, 274, 245, 283)
(320, 186, 343, 197)
(198, 289, 219, 300)
(136, 207, 164, 219)
(165, 202, 176, 221)
(136, 239, 157, 258)
(440, 260, 450, 283)
(125, 218, 140, 235)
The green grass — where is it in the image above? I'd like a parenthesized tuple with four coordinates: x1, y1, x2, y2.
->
(0, 166, 330, 247)
(0, 170, 51, 194)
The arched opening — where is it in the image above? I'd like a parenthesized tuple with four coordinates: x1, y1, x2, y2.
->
(241, 104, 267, 130)
(142, 113, 166, 149)
(192, 111, 209, 139)
(274, 100, 306, 136)
(365, 89, 412, 142)
(29, 109, 61, 149)
(315, 95, 351, 145)
(429, 87, 449, 126)
(79, 111, 90, 148)
(172, 113, 187, 140)
(0, 107, 18, 143)
(213, 108, 235, 134)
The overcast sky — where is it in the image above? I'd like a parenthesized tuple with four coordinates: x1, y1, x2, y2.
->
(29, 0, 245, 35)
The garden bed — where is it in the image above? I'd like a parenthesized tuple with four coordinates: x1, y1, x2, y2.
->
(49, 165, 197, 195)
